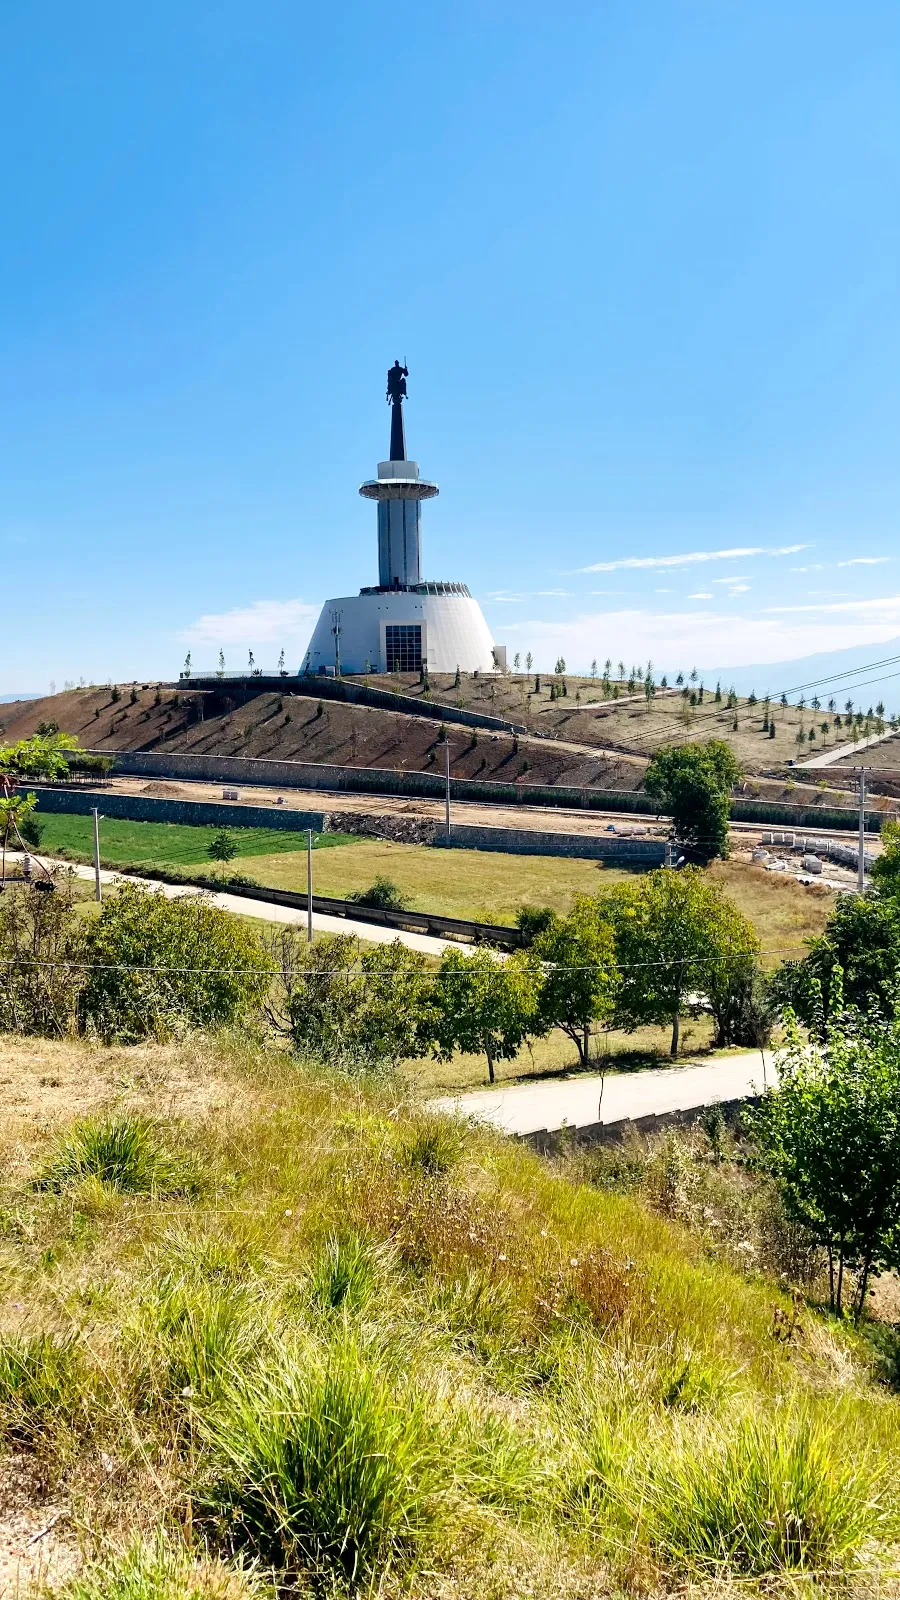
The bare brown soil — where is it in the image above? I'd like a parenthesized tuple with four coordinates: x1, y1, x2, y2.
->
(0, 681, 875, 810)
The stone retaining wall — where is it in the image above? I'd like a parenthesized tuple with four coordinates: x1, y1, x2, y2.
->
(435, 824, 665, 862)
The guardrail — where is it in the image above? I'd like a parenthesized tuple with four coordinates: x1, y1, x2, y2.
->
(62, 861, 526, 950)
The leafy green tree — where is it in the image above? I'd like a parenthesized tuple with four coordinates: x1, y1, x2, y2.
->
(643, 740, 742, 863)
(532, 897, 619, 1066)
(0, 732, 81, 868)
(599, 868, 758, 1055)
(271, 932, 431, 1069)
(773, 893, 900, 1031)
(78, 883, 273, 1042)
(754, 1003, 900, 1317)
(431, 947, 537, 1083)
(870, 821, 900, 898)
(207, 828, 238, 868)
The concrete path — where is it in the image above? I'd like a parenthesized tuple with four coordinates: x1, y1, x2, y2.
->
(430, 1049, 777, 1137)
(799, 728, 900, 768)
(23, 855, 457, 956)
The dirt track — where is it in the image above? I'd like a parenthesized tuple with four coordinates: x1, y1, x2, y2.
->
(106, 775, 666, 838)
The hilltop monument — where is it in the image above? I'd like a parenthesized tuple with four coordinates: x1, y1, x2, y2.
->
(303, 363, 497, 675)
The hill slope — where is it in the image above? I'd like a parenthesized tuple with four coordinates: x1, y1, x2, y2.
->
(0, 1029, 896, 1597)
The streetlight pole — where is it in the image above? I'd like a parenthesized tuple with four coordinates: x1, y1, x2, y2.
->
(307, 828, 314, 942)
(444, 736, 451, 840)
(91, 808, 102, 904)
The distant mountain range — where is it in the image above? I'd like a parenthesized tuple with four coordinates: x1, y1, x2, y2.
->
(0, 693, 39, 703)
(701, 637, 900, 704)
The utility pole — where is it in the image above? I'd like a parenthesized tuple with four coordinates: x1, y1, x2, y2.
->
(91, 808, 102, 904)
(858, 767, 867, 893)
(307, 828, 314, 943)
(444, 737, 451, 840)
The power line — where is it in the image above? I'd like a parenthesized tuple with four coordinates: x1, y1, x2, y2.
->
(0, 944, 813, 979)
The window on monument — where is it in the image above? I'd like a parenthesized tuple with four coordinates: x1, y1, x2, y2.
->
(385, 624, 422, 673)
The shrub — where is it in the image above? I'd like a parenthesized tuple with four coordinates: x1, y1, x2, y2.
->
(0, 874, 83, 1037)
(77, 883, 273, 1042)
(16, 810, 43, 848)
(200, 1336, 451, 1584)
(349, 875, 407, 911)
(646, 1411, 888, 1574)
(38, 1113, 199, 1196)
(270, 931, 432, 1070)
(515, 904, 557, 944)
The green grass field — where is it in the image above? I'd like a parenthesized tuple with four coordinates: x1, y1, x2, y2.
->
(34, 813, 357, 868)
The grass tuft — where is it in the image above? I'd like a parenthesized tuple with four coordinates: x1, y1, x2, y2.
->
(0, 1331, 87, 1445)
(37, 1113, 200, 1196)
(396, 1115, 463, 1178)
(305, 1231, 377, 1314)
(647, 1409, 889, 1574)
(201, 1333, 452, 1586)
(57, 1532, 263, 1600)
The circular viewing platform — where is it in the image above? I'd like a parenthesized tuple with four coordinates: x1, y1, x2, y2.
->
(359, 477, 439, 501)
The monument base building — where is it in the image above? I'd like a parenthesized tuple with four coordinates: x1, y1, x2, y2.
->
(303, 364, 498, 676)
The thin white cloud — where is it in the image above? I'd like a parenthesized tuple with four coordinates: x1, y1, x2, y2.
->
(836, 557, 891, 567)
(578, 543, 809, 574)
(180, 598, 319, 647)
(687, 592, 713, 600)
(765, 595, 900, 617)
(711, 575, 750, 585)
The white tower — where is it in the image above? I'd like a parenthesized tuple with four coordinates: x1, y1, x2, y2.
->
(303, 363, 497, 676)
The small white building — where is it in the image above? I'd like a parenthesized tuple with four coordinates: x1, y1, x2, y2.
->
(303, 367, 498, 676)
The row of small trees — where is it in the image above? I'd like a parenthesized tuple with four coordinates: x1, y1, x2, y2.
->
(270, 865, 764, 1078)
(0, 862, 764, 1075)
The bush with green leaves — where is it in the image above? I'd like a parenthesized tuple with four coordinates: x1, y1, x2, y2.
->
(773, 892, 900, 1031)
(270, 930, 432, 1069)
(514, 904, 557, 945)
(644, 739, 741, 862)
(77, 882, 273, 1042)
(753, 998, 900, 1317)
(0, 873, 84, 1036)
(349, 875, 407, 911)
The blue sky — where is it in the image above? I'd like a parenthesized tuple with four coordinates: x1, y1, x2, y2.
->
(2, 1, 899, 692)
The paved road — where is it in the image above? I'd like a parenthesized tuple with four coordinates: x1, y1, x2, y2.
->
(430, 1049, 777, 1137)
(24, 855, 456, 956)
(799, 728, 900, 769)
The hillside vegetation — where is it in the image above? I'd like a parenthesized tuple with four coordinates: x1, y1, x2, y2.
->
(1, 1029, 897, 1598)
